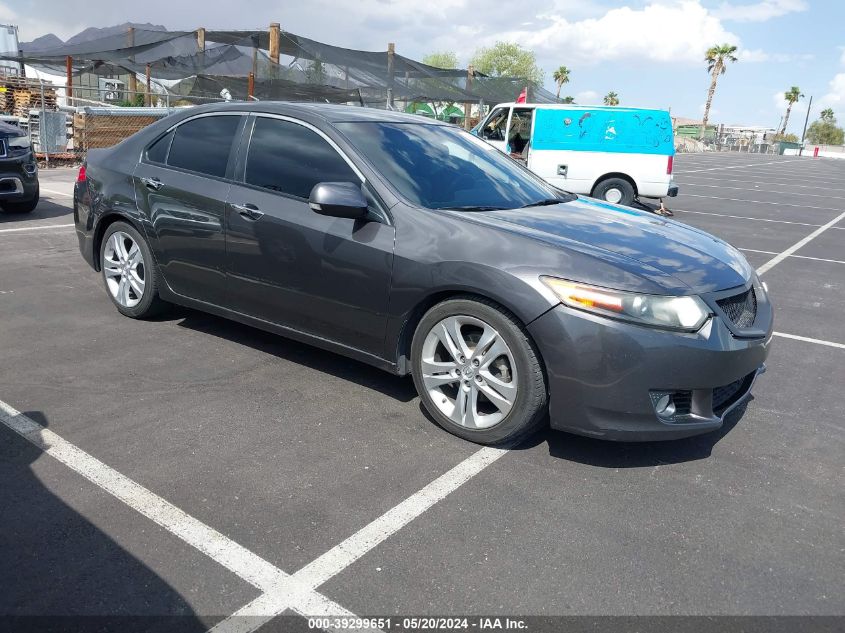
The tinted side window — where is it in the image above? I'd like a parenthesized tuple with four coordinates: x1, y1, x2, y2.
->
(167, 116, 241, 178)
(146, 130, 172, 164)
(245, 117, 358, 198)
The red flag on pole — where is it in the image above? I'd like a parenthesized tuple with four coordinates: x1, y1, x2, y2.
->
(516, 87, 527, 103)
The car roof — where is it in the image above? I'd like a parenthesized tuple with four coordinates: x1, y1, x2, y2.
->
(182, 101, 446, 126)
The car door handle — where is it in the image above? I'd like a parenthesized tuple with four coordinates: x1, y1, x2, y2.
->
(232, 203, 264, 221)
(141, 176, 163, 191)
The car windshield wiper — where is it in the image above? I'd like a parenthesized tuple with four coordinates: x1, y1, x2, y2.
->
(519, 198, 565, 208)
(437, 205, 508, 212)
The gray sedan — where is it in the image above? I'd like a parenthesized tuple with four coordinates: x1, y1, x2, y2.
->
(73, 102, 772, 444)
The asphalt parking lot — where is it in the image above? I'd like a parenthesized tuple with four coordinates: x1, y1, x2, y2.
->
(1, 153, 843, 631)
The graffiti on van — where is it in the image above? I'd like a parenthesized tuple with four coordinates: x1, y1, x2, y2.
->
(533, 108, 674, 156)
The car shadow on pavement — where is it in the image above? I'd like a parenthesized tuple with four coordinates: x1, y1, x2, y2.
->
(526, 399, 750, 467)
(0, 199, 73, 223)
(0, 411, 209, 632)
(172, 308, 418, 403)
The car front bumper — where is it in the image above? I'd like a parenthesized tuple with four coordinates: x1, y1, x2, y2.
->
(528, 305, 772, 441)
(0, 154, 39, 202)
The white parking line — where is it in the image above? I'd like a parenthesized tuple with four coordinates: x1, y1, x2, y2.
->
(679, 181, 845, 201)
(0, 223, 74, 233)
(740, 248, 845, 265)
(682, 193, 843, 212)
(773, 332, 845, 349)
(675, 209, 823, 228)
(675, 160, 803, 174)
(675, 172, 845, 191)
(211, 445, 510, 632)
(756, 211, 845, 275)
(0, 400, 364, 624)
(40, 187, 74, 198)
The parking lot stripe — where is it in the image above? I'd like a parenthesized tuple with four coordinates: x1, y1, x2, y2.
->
(674, 175, 845, 192)
(675, 160, 803, 174)
(211, 445, 509, 632)
(756, 211, 845, 275)
(0, 223, 74, 233)
(679, 181, 845, 201)
(676, 209, 823, 228)
(683, 193, 843, 212)
(740, 248, 845, 266)
(773, 332, 845, 349)
(0, 400, 365, 623)
(40, 187, 75, 198)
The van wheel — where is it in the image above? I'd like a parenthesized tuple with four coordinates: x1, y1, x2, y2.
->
(593, 178, 635, 206)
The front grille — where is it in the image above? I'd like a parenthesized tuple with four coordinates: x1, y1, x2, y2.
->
(717, 287, 757, 328)
(712, 372, 755, 416)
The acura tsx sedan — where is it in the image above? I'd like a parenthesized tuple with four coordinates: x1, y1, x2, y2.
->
(73, 102, 772, 445)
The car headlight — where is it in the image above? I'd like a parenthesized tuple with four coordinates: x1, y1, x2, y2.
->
(541, 276, 710, 332)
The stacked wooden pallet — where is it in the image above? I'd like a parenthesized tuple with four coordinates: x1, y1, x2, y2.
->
(0, 75, 58, 117)
(73, 111, 164, 150)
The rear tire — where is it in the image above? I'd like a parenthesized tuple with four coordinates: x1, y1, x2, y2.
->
(100, 221, 168, 319)
(411, 296, 548, 445)
(592, 177, 635, 206)
(1, 186, 39, 213)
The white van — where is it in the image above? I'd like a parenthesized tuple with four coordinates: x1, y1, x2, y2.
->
(472, 103, 678, 206)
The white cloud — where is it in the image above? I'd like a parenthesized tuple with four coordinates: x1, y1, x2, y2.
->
(714, 0, 808, 23)
(819, 73, 845, 121)
(486, 1, 739, 66)
(740, 48, 814, 63)
(0, 2, 84, 41)
(772, 91, 787, 114)
(575, 90, 599, 103)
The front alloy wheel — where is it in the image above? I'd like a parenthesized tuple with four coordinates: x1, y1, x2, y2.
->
(421, 315, 518, 429)
(411, 297, 548, 445)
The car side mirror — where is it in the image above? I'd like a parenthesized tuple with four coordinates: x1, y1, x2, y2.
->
(309, 182, 368, 220)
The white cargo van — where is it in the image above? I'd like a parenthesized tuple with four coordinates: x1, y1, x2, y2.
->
(472, 103, 678, 206)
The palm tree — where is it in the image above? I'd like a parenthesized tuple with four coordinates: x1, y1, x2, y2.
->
(603, 91, 619, 106)
(552, 66, 571, 99)
(780, 86, 803, 134)
(820, 108, 835, 122)
(700, 44, 738, 140)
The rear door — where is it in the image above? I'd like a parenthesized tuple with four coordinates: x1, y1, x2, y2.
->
(224, 114, 395, 358)
(134, 113, 245, 306)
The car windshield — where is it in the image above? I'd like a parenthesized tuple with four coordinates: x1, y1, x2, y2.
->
(335, 121, 569, 210)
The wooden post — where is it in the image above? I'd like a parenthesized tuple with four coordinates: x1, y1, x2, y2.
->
(269, 23, 280, 64)
(464, 64, 474, 130)
(387, 42, 395, 108)
(252, 35, 258, 79)
(66, 55, 73, 106)
(344, 66, 349, 90)
(145, 64, 151, 106)
(247, 72, 255, 100)
(127, 27, 138, 99)
(197, 27, 206, 52)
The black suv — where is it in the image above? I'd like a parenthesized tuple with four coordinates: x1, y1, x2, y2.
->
(0, 121, 39, 213)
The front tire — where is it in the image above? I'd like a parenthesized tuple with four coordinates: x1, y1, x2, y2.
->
(411, 297, 548, 445)
(100, 221, 167, 318)
(592, 177, 635, 206)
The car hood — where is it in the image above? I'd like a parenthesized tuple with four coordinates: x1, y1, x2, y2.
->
(472, 196, 754, 294)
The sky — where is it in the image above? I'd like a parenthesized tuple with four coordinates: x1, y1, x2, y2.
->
(2, 0, 844, 134)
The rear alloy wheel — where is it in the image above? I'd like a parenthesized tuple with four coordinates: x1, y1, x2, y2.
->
(100, 221, 167, 318)
(593, 177, 635, 206)
(411, 297, 547, 445)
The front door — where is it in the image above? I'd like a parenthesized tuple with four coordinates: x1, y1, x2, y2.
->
(134, 113, 244, 306)
(225, 115, 395, 358)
